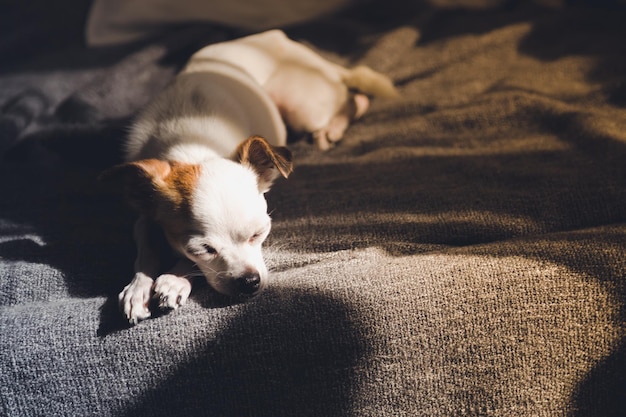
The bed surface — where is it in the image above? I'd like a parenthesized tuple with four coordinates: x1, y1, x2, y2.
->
(1, 1, 625, 415)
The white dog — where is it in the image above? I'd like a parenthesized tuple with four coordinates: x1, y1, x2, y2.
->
(103, 30, 397, 325)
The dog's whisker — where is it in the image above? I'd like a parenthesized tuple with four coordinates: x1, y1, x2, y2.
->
(115, 29, 393, 324)
(215, 271, 234, 279)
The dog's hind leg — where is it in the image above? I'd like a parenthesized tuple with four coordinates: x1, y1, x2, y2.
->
(312, 93, 370, 150)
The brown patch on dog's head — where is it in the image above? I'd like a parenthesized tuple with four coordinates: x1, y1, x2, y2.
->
(100, 159, 201, 221)
(235, 135, 293, 193)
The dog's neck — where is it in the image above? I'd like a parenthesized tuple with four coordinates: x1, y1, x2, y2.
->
(162, 139, 224, 164)
(160, 119, 249, 164)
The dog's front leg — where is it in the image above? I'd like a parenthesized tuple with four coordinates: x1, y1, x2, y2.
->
(119, 215, 161, 325)
(153, 259, 194, 311)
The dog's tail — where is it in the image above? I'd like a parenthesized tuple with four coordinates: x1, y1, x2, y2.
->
(341, 65, 399, 98)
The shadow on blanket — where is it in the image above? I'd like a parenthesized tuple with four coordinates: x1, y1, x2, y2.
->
(0, 123, 133, 297)
(1, 3, 625, 414)
(117, 289, 366, 417)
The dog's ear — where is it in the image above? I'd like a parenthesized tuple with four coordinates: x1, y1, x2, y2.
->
(99, 159, 178, 215)
(235, 135, 293, 193)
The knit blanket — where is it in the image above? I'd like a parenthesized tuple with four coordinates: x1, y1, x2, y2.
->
(1, 2, 624, 415)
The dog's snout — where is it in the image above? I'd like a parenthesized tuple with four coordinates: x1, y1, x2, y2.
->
(236, 272, 261, 295)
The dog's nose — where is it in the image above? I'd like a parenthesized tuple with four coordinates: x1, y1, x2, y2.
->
(236, 272, 261, 295)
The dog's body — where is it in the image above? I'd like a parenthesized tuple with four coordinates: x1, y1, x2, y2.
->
(106, 30, 397, 324)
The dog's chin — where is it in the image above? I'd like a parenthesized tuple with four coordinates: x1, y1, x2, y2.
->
(235, 289, 263, 301)
(201, 270, 267, 301)
(209, 281, 266, 301)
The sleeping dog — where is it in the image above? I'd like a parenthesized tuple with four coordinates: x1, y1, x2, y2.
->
(103, 30, 397, 325)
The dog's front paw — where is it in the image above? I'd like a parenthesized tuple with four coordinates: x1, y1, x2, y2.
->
(119, 273, 154, 325)
(153, 274, 192, 310)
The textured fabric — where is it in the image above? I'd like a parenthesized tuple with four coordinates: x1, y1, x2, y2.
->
(1, 1, 625, 416)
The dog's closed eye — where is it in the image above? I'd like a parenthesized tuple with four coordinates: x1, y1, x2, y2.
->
(248, 233, 262, 243)
(248, 223, 271, 244)
(202, 244, 217, 255)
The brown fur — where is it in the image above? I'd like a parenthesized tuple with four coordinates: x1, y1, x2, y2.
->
(101, 159, 201, 219)
(235, 135, 293, 192)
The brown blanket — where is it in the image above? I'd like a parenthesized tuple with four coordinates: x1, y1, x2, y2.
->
(0, 2, 624, 416)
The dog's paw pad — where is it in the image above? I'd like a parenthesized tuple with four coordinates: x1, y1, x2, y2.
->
(153, 274, 192, 310)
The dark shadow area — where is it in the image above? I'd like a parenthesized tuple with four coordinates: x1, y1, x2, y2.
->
(463, 227, 626, 417)
(284, 0, 426, 57)
(0, 123, 237, 336)
(0, 0, 150, 75)
(0, 0, 233, 75)
(516, 12, 626, 415)
(0, 0, 415, 76)
(265, 145, 626, 417)
(417, 1, 543, 44)
(118, 289, 367, 417)
(0, 0, 236, 312)
(569, 339, 626, 417)
(518, 4, 626, 105)
(2, 1, 626, 415)
(518, 6, 626, 64)
(532, 232, 626, 417)
(0, 122, 135, 299)
(96, 277, 233, 336)
(267, 146, 626, 253)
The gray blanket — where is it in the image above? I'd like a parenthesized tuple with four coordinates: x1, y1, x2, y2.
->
(1, 1, 625, 416)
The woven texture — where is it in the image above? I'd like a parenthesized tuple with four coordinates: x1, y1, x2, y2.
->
(1, 2, 625, 416)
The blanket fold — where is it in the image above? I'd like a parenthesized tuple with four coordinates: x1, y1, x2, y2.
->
(1, 2, 624, 416)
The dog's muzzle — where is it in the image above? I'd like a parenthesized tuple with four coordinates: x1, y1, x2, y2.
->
(236, 272, 261, 297)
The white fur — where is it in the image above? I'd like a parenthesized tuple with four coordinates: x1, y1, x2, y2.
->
(127, 29, 397, 159)
(125, 64, 286, 162)
(116, 30, 397, 324)
(185, 159, 271, 297)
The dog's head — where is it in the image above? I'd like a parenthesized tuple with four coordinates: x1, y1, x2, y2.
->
(103, 135, 292, 298)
